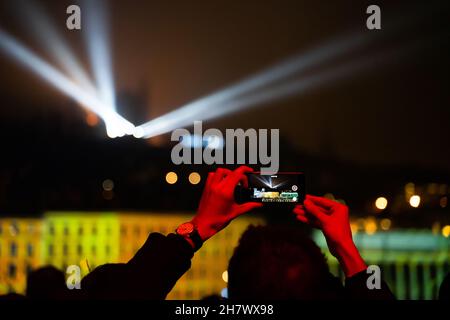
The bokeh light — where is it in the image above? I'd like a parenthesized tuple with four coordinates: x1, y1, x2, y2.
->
(409, 195, 421, 208)
(188, 172, 201, 185)
(375, 197, 388, 210)
(165, 172, 178, 185)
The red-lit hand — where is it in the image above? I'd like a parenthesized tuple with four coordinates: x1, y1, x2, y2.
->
(191, 166, 263, 241)
(293, 195, 367, 277)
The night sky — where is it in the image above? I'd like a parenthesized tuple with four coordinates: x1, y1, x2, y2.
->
(0, 0, 449, 171)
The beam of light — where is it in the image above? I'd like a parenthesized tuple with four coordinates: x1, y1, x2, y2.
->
(82, 0, 116, 110)
(136, 41, 410, 139)
(134, 32, 370, 138)
(252, 175, 273, 188)
(14, 0, 97, 96)
(182, 44, 406, 122)
(0, 28, 134, 138)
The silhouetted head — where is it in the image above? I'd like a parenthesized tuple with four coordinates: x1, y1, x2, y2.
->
(228, 225, 342, 299)
(26, 266, 67, 299)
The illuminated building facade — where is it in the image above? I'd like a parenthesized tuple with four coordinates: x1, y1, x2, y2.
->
(0, 218, 43, 294)
(0, 212, 264, 299)
(43, 212, 120, 276)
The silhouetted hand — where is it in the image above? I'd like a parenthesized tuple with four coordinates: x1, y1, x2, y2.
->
(294, 195, 367, 277)
(191, 166, 263, 241)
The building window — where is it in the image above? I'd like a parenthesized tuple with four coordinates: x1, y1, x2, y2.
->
(48, 223, 55, 235)
(10, 242, 17, 257)
(9, 222, 19, 236)
(78, 226, 84, 236)
(48, 244, 54, 256)
(63, 226, 69, 236)
(8, 263, 17, 278)
(134, 226, 140, 237)
(105, 245, 110, 255)
(92, 226, 98, 235)
(77, 244, 83, 256)
(27, 243, 33, 257)
(63, 244, 68, 256)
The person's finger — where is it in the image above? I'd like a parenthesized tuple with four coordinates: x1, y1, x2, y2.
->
(204, 172, 215, 189)
(296, 214, 312, 224)
(306, 195, 338, 209)
(222, 166, 254, 190)
(212, 168, 232, 185)
(293, 205, 306, 215)
(304, 199, 329, 221)
(232, 202, 263, 217)
(197, 172, 215, 212)
(238, 174, 249, 188)
(200, 172, 214, 199)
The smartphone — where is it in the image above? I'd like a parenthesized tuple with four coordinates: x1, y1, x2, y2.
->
(235, 172, 305, 204)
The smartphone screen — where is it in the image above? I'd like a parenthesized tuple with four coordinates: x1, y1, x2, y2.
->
(243, 172, 305, 204)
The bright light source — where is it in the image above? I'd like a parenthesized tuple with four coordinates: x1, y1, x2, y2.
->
(165, 172, 178, 185)
(375, 197, 388, 210)
(0, 28, 133, 138)
(188, 172, 201, 185)
(222, 271, 228, 283)
(409, 195, 421, 208)
(442, 225, 450, 238)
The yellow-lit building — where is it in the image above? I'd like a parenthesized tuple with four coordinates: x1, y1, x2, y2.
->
(0, 212, 264, 299)
(0, 218, 43, 294)
(43, 212, 120, 276)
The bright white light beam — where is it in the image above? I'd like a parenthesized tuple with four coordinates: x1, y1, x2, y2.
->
(82, 0, 116, 110)
(134, 31, 370, 138)
(15, 0, 98, 96)
(135, 42, 408, 139)
(0, 28, 134, 138)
